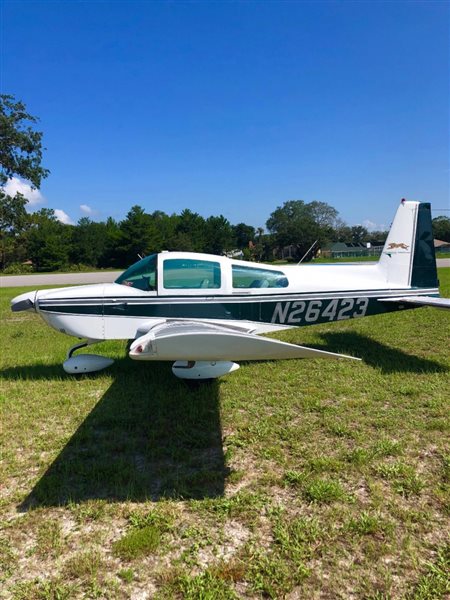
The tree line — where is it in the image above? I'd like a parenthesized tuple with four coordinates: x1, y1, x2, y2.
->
(1, 193, 400, 272)
(1, 94, 449, 273)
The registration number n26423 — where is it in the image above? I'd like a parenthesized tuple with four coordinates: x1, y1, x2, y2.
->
(271, 297, 369, 324)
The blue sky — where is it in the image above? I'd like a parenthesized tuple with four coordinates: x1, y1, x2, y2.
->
(2, 0, 449, 230)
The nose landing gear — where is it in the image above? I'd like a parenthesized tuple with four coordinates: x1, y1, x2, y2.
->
(63, 339, 114, 374)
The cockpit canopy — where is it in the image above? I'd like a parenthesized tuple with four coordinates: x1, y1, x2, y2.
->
(115, 252, 289, 293)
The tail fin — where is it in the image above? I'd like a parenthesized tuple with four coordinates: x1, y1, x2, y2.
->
(378, 200, 438, 288)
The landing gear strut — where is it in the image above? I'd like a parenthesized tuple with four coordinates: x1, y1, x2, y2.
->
(66, 339, 97, 359)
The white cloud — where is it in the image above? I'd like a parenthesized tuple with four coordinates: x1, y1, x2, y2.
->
(362, 219, 376, 231)
(54, 209, 74, 225)
(80, 204, 93, 215)
(362, 219, 386, 232)
(2, 176, 45, 206)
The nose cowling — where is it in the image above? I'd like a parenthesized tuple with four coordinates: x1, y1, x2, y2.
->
(11, 290, 37, 312)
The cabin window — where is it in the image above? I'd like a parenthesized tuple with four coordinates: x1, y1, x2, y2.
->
(232, 265, 289, 289)
(115, 254, 157, 291)
(163, 259, 221, 289)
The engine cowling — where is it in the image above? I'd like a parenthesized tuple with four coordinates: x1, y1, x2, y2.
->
(171, 360, 239, 380)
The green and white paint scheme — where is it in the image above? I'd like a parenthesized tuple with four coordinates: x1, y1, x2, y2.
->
(11, 200, 450, 379)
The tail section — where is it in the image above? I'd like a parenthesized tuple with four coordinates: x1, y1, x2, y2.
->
(378, 200, 438, 289)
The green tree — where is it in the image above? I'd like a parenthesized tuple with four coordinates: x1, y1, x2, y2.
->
(233, 222, 255, 249)
(149, 210, 176, 250)
(266, 200, 319, 260)
(333, 219, 353, 242)
(172, 209, 206, 251)
(98, 217, 122, 268)
(368, 230, 388, 244)
(69, 217, 110, 267)
(432, 216, 450, 243)
(27, 209, 70, 271)
(0, 191, 29, 267)
(0, 191, 28, 232)
(116, 205, 156, 266)
(203, 215, 234, 255)
(350, 225, 369, 244)
(0, 95, 49, 187)
(308, 201, 339, 228)
(0, 95, 49, 269)
(267, 200, 340, 261)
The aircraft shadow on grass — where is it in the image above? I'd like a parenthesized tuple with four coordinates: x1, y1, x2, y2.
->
(3, 359, 228, 509)
(313, 331, 448, 374)
(2, 332, 446, 510)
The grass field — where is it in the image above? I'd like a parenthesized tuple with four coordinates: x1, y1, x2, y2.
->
(1, 271, 449, 599)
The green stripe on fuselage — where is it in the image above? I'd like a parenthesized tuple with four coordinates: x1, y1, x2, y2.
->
(39, 295, 409, 326)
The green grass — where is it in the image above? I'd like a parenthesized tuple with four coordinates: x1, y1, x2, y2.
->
(162, 570, 240, 600)
(408, 544, 450, 599)
(303, 477, 347, 503)
(1, 269, 449, 598)
(63, 549, 104, 581)
(112, 525, 162, 560)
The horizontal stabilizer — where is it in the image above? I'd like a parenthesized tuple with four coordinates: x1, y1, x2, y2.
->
(379, 296, 450, 310)
(129, 320, 360, 362)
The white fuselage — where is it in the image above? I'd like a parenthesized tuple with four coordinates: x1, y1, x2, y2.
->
(24, 258, 435, 342)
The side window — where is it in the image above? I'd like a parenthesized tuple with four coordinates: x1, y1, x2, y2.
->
(232, 265, 289, 289)
(163, 259, 222, 289)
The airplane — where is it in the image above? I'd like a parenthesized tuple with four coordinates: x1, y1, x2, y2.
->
(11, 199, 450, 380)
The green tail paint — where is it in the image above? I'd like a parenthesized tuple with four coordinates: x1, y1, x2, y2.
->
(411, 203, 439, 288)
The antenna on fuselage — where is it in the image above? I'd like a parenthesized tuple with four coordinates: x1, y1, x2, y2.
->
(298, 240, 318, 264)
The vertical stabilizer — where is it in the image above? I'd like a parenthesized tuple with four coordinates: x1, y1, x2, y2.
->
(378, 200, 438, 289)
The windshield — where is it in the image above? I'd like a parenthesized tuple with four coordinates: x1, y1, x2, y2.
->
(115, 254, 157, 291)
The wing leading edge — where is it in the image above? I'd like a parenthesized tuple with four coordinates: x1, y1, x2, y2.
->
(129, 320, 360, 362)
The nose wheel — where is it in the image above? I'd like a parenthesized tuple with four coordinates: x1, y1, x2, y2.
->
(63, 339, 114, 374)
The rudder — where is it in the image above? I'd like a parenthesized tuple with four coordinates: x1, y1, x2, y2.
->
(378, 200, 438, 289)
(410, 203, 438, 288)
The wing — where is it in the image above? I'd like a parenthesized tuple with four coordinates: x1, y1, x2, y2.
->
(129, 319, 360, 362)
(379, 296, 450, 310)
